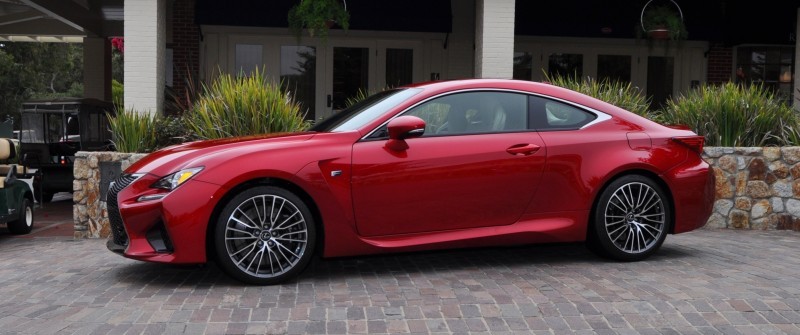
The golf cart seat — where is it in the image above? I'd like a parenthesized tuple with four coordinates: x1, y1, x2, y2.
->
(0, 138, 28, 188)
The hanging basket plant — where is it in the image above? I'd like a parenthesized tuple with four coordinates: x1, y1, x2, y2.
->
(288, 0, 350, 41)
(640, 0, 688, 40)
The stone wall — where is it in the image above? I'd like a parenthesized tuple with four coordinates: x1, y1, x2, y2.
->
(73, 152, 147, 238)
(72, 148, 800, 238)
(704, 147, 800, 231)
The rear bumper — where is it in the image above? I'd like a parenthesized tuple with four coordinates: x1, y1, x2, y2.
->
(664, 155, 715, 234)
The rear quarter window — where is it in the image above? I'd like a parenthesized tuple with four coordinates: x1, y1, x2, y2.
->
(529, 95, 597, 130)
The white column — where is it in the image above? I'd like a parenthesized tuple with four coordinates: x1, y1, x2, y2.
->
(794, 7, 800, 111)
(124, 0, 165, 115)
(474, 0, 516, 79)
(83, 37, 111, 101)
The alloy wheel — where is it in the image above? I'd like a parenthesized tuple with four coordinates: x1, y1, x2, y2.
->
(603, 182, 666, 254)
(224, 194, 309, 278)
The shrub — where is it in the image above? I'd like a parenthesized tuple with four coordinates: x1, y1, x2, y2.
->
(154, 115, 194, 149)
(112, 79, 124, 111)
(660, 82, 799, 146)
(543, 73, 652, 118)
(187, 68, 308, 139)
(344, 88, 372, 109)
(108, 109, 158, 153)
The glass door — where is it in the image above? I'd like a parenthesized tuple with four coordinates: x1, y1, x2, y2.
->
(647, 56, 675, 109)
(280, 46, 317, 121)
(319, 41, 419, 120)
(329, 47, 370, 114)
(384, 48, 414, 87)
(377, 41, 422, 89)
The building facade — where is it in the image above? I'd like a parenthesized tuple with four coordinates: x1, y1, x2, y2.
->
(186, 0, 800, 118)
(1, 0, 798, 116)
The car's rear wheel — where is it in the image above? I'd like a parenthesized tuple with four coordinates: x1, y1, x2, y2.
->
(214, 186, 316, 285)
(590, 175, 670, 261)
(8, 198, 34, 235)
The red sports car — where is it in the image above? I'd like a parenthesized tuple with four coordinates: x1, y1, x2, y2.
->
(107, 79, 714, 285)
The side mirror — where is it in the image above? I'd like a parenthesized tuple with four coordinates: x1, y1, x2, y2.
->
(387, 116, 426, 140)
(385, 116, 426, 152)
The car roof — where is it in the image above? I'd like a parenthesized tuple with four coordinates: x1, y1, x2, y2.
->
(404, 79, 601, 105)
(402, 79, 663, 131)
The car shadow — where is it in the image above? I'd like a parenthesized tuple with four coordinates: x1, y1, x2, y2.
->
(111, 242, 696, 287)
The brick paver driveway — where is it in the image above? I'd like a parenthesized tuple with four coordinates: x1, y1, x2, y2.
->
(0, 229, 798, 334)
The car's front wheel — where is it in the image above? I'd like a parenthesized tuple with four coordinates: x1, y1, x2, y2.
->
(590, 175, 670, 261)
(214, 186, 316, 285)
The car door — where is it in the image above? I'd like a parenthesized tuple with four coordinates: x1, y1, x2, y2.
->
(351, 90, 547, 237)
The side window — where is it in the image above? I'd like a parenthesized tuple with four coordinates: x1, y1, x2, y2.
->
(529, 95, 596, 130)
(406, 101, 450, 135)
(404, 91, 528, 137)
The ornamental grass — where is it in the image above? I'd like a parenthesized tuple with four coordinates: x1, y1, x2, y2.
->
(107, 109, 158, 153)
(660, 82, 799, 147)
(543, 72, 653, 119)
(187, 68, 308, 140)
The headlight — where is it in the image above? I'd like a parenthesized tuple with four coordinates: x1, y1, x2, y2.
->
(151, 167, 204, 190)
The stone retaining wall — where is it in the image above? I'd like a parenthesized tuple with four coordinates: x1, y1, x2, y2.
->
(72, 148, 800, 238)
(703, 147, 800, 231)
(73, 152, 147, 238)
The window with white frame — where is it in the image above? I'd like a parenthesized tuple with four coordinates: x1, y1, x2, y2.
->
(736, 46, 795, 104)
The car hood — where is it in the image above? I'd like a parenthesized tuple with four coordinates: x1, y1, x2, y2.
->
(126, 132, 317, 176)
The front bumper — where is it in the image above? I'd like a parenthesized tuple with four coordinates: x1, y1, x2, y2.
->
(106, 173, 226, 264)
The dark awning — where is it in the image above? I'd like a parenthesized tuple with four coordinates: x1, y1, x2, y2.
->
(195, 0, 452, 33)
(515, 0, 796, 45)
(195, 0, 795, 46)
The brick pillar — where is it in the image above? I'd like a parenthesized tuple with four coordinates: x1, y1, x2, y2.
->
(171, 0, 200, 114)
(474, 0, 515, 79)
(124, 0, 166, 115)
(83, 37, 112, 101)
(706, 45, 732, 85)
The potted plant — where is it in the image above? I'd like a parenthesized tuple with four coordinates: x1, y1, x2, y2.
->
(640, 2, 687, 40)
(288, 0, 350, 41)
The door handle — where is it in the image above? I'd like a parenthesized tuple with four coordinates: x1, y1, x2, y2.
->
(506, 143, 540, 156)
(327, 94, 332, 108)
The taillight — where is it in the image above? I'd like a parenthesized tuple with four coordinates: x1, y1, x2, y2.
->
(672, 136, 705, 153)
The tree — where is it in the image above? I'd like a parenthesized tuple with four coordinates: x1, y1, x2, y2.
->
(0, 42, 84, 124)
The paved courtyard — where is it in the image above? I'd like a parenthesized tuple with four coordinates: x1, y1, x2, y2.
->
(1, 216, 799, 334)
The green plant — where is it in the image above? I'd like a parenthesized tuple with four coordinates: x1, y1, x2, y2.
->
(344, 88, 379, 108)
(660, 82, 800, 146)
(288, 0, 350, 41)
(111, 79, 124, 111)
(543, 72, 653, 118)
(781, 117, 800, 146)
(154, 115, 194, 149)
(641, 4, 687, 40)
(108, 109, 158, 153)
(166, 67, 201, 115)
(186, 68, 308, 140)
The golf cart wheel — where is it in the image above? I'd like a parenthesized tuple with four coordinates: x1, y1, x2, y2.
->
(8, 198, 34, 235)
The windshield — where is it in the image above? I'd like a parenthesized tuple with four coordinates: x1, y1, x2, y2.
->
(311, 88, 422, 132)
(21, 112, 78, 144)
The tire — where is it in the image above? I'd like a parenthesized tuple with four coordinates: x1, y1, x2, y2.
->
(35, 191, 53, 203)
(8, 198, 34, 235)
(214, 186, 316, 285)
(590, 175, 671, 261)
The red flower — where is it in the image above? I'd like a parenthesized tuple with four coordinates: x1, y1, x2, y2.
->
(111, 37, 124, 54)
